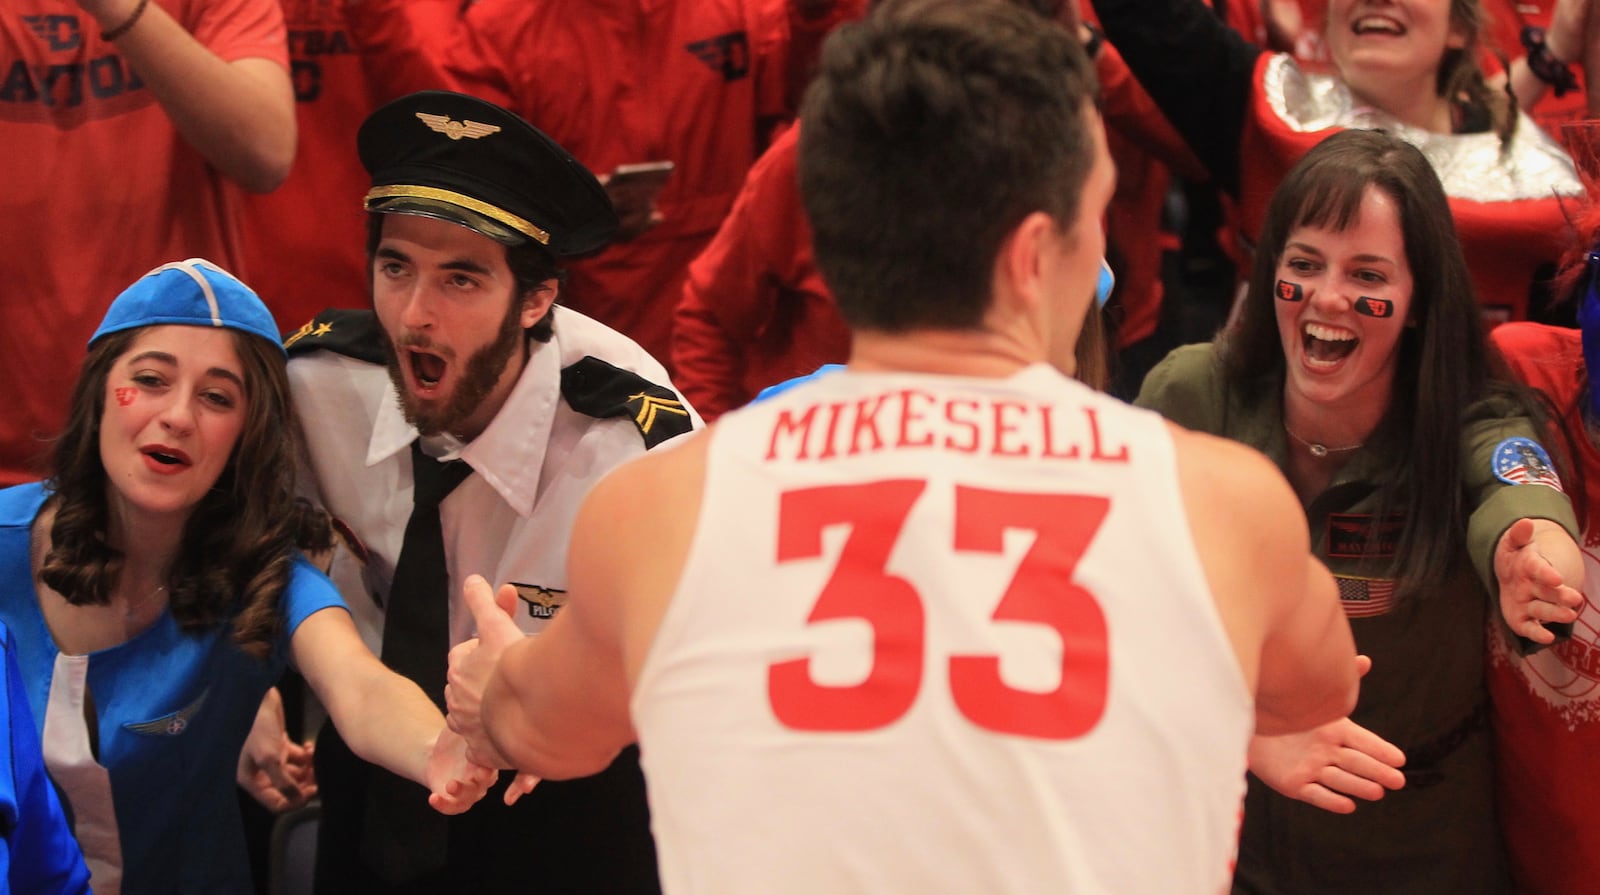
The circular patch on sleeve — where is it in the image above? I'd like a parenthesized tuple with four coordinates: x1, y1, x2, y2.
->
(1492, 437, 1565, 491)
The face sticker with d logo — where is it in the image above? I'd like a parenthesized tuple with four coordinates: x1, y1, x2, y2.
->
(1354, 296, 1394, 318)
(1275, 280, 1303, 302)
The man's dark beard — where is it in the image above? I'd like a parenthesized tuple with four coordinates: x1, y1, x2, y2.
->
(385, 301, 526, 437)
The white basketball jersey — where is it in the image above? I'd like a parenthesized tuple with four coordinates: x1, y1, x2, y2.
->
(632, 365, 1252, 894)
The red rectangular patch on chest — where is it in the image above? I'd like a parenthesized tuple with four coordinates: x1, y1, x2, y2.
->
(1325, 513, 1402, 559)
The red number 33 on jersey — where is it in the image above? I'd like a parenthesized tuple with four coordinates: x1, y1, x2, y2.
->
(768, 480, 1110, 740)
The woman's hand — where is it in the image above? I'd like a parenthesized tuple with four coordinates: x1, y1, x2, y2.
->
(1495, 518, 1584, 644)
(424, 729, 498, 815)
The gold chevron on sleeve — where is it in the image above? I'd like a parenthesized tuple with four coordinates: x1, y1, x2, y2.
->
(629, 393, 689, 434)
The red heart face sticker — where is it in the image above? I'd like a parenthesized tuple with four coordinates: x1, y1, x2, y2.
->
(115, 387, 136, 406)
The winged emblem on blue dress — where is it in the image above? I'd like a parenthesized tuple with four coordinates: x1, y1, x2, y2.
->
(124, 687, 210, 737)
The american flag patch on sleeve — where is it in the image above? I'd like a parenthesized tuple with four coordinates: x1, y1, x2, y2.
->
(1492, 437, 1564, 492)
(1337, 576, 1396, 618)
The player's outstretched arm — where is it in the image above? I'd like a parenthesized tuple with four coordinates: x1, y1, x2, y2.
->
(292, 607, 495, 814)
(480, 433, 709, 779)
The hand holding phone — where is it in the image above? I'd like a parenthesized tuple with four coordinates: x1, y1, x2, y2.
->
(602, 161, 674, 241)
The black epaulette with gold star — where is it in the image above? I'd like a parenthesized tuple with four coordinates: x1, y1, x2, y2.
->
(283, 309, 388, 365)
(561, 356, 693, 449)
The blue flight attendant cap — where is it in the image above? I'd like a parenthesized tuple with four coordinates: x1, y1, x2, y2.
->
(89, 259, 286, 357)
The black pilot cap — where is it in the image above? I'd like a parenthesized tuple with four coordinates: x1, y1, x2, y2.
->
(358, 90, 618, 256)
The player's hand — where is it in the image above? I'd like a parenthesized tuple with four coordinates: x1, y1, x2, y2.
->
(424, 729, 498, 815)
(1495, 518, 1583, 644)
(236, 687, 317, 812)
(1248, 713, 1406, 814)
(446, 575, 524, 768)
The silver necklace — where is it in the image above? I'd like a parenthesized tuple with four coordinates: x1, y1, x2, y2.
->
(123, 583, 167, 619)
(1284, 422, 1363, 459)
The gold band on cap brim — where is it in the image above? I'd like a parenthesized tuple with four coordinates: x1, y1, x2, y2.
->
(365, 185, 551, 246)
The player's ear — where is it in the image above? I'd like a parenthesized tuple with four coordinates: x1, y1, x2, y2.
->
(994, 212, 1056, 314)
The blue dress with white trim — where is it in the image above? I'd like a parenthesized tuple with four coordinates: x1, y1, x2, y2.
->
(0, 482, 346, 894)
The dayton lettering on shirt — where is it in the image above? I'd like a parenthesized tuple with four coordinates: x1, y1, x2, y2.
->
(3, 15, 149, 125)
(765, 389, 1131, 463)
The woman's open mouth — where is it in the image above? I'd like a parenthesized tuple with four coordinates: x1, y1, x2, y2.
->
(1303, 322, 1358, 367)
(1351, 15, 1404, 36)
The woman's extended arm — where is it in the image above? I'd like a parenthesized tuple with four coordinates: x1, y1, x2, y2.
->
(291, 607, 494, 814)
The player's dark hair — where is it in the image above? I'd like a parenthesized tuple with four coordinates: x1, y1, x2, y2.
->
(800, 0, 1098, 332)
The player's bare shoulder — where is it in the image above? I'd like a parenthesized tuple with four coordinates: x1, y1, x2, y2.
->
(1164, 420, 1334, 697)
(1165, 420, 1315, 611)
(570, 426, 712, 677)
(1167, 422, 1303, 537)
(584, 426, 712, 526)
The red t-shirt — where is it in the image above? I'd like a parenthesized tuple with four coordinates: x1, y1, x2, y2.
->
(236, 0, 461, 334)
(1489, 321, 1600, 895)
(0, 0, 287, 485)
(441, 0, 852, 368)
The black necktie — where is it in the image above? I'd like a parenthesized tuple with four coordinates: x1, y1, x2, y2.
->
(360, 439, 473, 881)
(379, 440, 472, 705)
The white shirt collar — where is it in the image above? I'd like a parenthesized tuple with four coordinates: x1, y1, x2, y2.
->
(366, 335, 563, 517)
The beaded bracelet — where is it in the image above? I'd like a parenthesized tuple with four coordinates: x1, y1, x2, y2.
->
(1521, 25, 1579, 98)
(102, 0, 150, 42)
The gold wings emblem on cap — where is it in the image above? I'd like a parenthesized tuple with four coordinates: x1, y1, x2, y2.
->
(415, 112, 503, 141)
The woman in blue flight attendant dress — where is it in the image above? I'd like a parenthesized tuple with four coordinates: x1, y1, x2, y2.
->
(0, 259, 496, 894)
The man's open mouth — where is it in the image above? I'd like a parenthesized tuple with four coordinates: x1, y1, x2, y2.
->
(410, 350, 447, 388)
